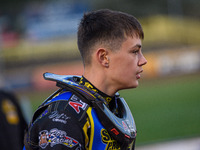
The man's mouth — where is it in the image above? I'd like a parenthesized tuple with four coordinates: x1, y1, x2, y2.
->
(136, 70, 143, 79)
(136, 74, 141, 79)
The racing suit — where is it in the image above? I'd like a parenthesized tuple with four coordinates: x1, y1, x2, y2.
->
(24, 75, 136, 150)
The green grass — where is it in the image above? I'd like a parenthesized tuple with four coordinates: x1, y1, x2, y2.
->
(120, 74, 200, 145)
(26, 74, 200, 145)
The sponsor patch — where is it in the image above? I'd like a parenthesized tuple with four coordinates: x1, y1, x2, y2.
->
(48, 111, 70, 124)
(69, 95, 87, 113)
(101, 129, 120, 150)
(39, 128, 79, 149)
(39, 130, 49, 149)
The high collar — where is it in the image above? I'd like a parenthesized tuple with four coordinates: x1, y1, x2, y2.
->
(79, 76, 115, 104)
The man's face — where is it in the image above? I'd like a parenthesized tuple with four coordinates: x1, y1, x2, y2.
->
(108, 35, 147, 90)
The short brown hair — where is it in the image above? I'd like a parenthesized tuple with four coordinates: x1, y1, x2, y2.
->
(77, 9, 144, 66)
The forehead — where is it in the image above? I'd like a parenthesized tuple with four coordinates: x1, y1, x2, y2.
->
(121, 35, 142, 49)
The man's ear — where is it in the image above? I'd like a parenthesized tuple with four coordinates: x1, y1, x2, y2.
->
(96, 48, 109, 68)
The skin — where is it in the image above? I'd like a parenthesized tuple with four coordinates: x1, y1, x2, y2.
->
(83, 35, 147, 96)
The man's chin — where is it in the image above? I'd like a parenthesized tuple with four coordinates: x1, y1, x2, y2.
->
(124, 82, 139, 90)
(130, 80, 139, 88)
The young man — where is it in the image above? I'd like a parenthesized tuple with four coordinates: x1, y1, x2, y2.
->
(24, 9, 147, 150)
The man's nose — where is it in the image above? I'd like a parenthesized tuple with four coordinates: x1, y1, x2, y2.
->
(138, 54, 147, 66)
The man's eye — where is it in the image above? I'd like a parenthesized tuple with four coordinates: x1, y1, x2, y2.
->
(133, 50, 139, 54)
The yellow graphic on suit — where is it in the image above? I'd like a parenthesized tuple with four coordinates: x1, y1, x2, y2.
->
(83, 106, 120, 150)
(101, 129, 120, 150)
(1, 99, 19, 124)
(79, 80, 98, 93)
(79, 78, 112, 104)
(83, 117, 91, 149)
(85, 107, 94, 150)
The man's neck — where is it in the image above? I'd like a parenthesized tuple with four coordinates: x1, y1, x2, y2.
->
(83, 69, 116, 96)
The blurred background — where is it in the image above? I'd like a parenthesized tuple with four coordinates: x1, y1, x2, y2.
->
(0, 0, 200, 149)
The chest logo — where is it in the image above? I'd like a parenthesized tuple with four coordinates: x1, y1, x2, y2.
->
(101, 129, 120, 150)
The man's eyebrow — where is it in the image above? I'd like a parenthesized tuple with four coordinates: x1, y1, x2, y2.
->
(131, 44, 142, 49)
